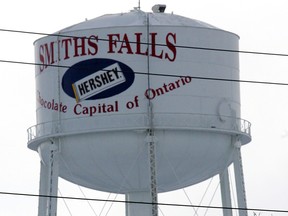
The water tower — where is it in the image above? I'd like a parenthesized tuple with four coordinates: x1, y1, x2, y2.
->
(27, 5, 251, 216)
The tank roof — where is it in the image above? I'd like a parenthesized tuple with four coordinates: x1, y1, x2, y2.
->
(59, 9, 219, 33)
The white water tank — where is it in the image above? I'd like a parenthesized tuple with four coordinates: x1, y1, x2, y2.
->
(28, 9, 251, 193)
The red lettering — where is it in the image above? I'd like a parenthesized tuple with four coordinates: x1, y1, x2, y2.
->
(135, 33, 148, 55)
(150, 32, 163, 59)
(74, 103, 82, 115)
(61, 38, 72, 60)
(37, 32, 176, 71)
(73, 37, 87, 57)
(39, 45, 45, 72)
(165, 33, 177, 61)
(107, 33, 120, 53)
(38, 41, 56, 73)
(145, 77, 191, 100)
(87, 35, 98, 55)
(37, 91, 67, 113)
(73, 102, 118, 116)
(145, 88, 156, 100)
(118, 34, 133, 54)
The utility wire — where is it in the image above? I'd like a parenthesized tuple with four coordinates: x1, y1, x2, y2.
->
(1, 58, 288, 87)
(1, 28, 288, 87)
(1, 28, 288, 57)
(1, 28, 287, 215)
(0, 25, 287, 216)
(0, 191, 287, 214)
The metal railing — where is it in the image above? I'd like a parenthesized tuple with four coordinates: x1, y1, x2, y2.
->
(27, 113, 251, 145)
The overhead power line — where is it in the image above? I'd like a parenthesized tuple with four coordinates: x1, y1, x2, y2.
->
(1, 58, 288, 87)
(0, 191, 287, 214)
(1, 28, 288, 87)
(1, 28, 288, 57)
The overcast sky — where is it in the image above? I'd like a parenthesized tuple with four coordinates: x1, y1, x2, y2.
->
(0, 0, 288, 215)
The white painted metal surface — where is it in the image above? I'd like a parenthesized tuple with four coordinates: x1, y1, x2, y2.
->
(28, 8, 251, 197)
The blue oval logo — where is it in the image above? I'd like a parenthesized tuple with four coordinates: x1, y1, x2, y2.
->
(62, 58, 135, 102)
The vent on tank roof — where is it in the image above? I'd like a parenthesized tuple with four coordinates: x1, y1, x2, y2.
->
(152, 4, 166, 13)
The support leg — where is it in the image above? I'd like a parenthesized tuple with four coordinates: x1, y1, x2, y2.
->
(38, 160, 49, 216)
(220, 168, 233, 216)
(126, 192, 153, 216)
(37, 141, 59, 216)
(233, 145, 248, 216)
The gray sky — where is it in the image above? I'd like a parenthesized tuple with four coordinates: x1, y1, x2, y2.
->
(0, 0, 287, 215)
